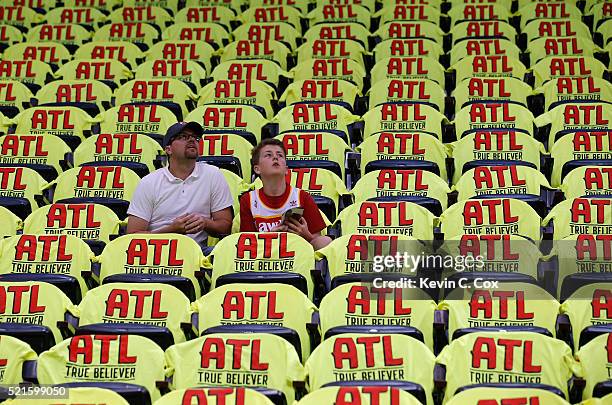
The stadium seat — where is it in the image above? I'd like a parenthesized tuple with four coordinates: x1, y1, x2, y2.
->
(308, 4, 370, 29)
(198, 79, 276, 119)
(27, 23, 91, 52)
(304, 22, 370, 47)
(452, 77, 531, 114)
(165, 332, 304, 403)
(56, 59, 133, 90)
(0, 166, 47, 220)
(449, 56, 528, 90)
(193, 283, 317, 361)
(97, 104, 178, 145)
(0, 60, 53, 94)
(209, 232, 316, 300)
(3, 42, 71, 68)
(368, 78, 445, 114)
(445, 386, 570, 405)
(543, 197, 612, 240)
(221, 40, 292, 71)
(370, 57, 446, 92)
(450, 38, 520, 68)
(211, 59, 289, 93)
(75, 41, 145, 70)
(35, 79, 113, 117)
(0, 80, 33, 117)
(291, 58, 367, 93)
(198, 133, 253, 181)
(175, 6, 236, 30)
(45, 7, 106, 27)
(0, 205, 21, 237)
(155, 387, 275, 405)
(280, 79, 361, 114)
(0, 233, 95, 303)
(531, 76, 612, 114)
(37, 334, 165, 404)
(0, 335, 37, 384)
(76, 283, 192, 349)
(453, 102, 536, 141)
(363, 103, 447, 143)
(44, 165, 141, 219)
(134, 59, 207, 93)
(0, 133, 71, 182)
(560, 166, 612, 200)
(531, 56, 607, 89)
(162, 23, 230, 50)
(93, 23, 159, 51)
(304, 333, 435, 404)
(561, 282, 612, 349)
(98, 233, 207, 300)
(234, 22, 300, 51)
(296, 386, 422, 405)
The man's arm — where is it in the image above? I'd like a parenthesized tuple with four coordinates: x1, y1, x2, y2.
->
(127, 215, 190, 234)
(205, 207, 233, 237)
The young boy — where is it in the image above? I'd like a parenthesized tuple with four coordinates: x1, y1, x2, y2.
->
(239, 139, 332, 249)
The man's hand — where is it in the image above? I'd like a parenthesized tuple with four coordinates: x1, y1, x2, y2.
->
(183, 213, 209, 234)
(285, 217, 313, 242)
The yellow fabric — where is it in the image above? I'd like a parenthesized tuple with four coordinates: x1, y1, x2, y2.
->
(281, 79, 361, 109)
(115, 78, 197, 120)
(0, 80, 32, 115)
(209, 232, 316, 299)
(518, 3, 582, 30)
(374, 38, 444, 62)
(439, 198, 542, 241)
(528, 36, 601, 66)
(561, 283, 612, 350)
(587, 1, 612, 28)
(48, 166, 140, 204)
(198, 79, 276, 118)
(368, 78, 445, 112)
(352, 169, 450, 211)
(240, 6, 303, 32)
(375, 20, 444, 45)
(62, 0, 121, 11)
(13, 106, 97, 144)
(453, 77, 531, 112)
(308, 4, 371, 29)
(155, 387, 275, 405)
(45, 7, 107, 26)
(221, 40, 291, 71)
(576, 332, 612, 400)
(98, 233, 206, 298)
(37, 334, 165, 401)
(174, 6, 236, 29)
(0, 24, 24, 46)
(445, 387, 571, 405)
(251, 0, 310, 12)
(561, 166, 612, 199)
(0, 281, 77, 344)
(375, 5, 441, 25)
(371, 56, 446, 88)
(550, 131, 612, 187)
(0, 335, 36, 384)
(275, 131, 352, 179)
(219, 169, 250, 222)
(441, 282, 559, 339)
(291, 58, 366, 91)
(27, 23, 91, 48)
(450, 55, 527, 85)
(305, 333, 435, 404)
(453, 166, 552, 201)
(543, 198, 612, 240)
(273, 104, 359, 142)
(0, 6, 43, 28)
(165, 333, 304, 401)
(124, 0, 179, 13)
(36, 79, 113, 112)
(319, 282, 437, 349)
(193, 283, 316, 360)
(107, 5, 174, 27)
(450, 39, 521, 67)
(3, 42, 70, 66)
(185, 104, 268, 144)
(0, 60, 52, 89)
(0, 166, 47, 213)
(56, 59, 133, 86)
(304, 23, 371, 46)
(75, 42, 145, 69)
(0, 133, 70, 176)
(597, 20, 612, 47)
(532, 56, 607, 88)
(135, 59, 207, 92)
(74, 133, 163, 174)
(454, 103, 535, 140)
(0, 234, 94, 297)
(536, 77, 612, 112)
(523, 18, 591, 44)
(5, 387, 130, 405)
(334, 201, 436, 239)
(78, 282, 191, 344)
(437, 331, 578, 403)
(363, 103, 447, 141)
(93, 23, 160, 50)
(0, 205, 20, 237)
(146, 40, 215, 74)
(450, 20, 516, 45)
(98, 104, 176, 136)
(296, 386, 423, 405)
(212, 59, 287, 89)
(296, 40, 366, 69)
(448, 4, 512, 26)
(162, 22, 230, 48)
(233, 22, 299, 51)
(358, 131, 449, 180)
(24, 203, 120, 244)
(200, 133, 253, 182)
(538, 100, 611, 142)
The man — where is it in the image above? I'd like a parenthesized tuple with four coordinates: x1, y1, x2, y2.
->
(239, 138, 332, 249)
(127, 121, 233, 244)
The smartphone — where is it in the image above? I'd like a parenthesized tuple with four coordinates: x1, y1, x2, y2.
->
(282, 207, 304, 223)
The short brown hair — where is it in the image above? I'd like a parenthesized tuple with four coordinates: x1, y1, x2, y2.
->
(251, 138, 287, 168)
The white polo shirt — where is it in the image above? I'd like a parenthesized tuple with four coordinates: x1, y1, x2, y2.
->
(127, 162, 233, 243)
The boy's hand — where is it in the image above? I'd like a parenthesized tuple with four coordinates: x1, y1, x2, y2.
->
(285, 217, 313, 242)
